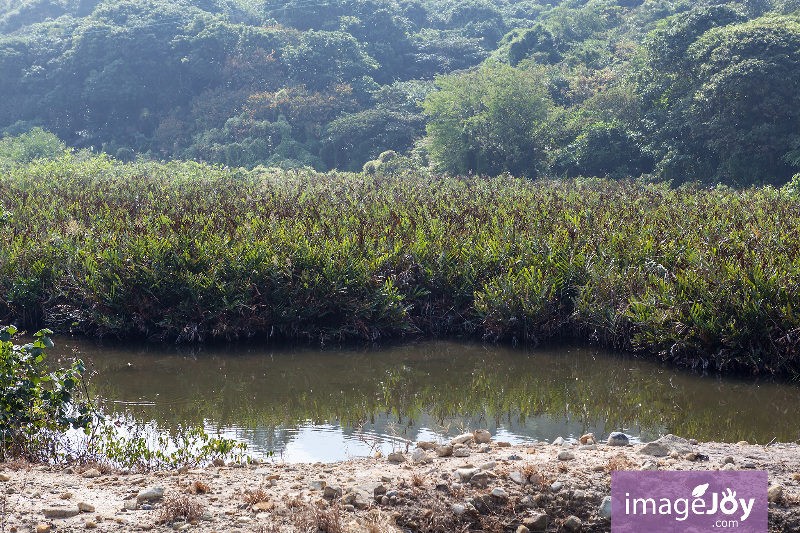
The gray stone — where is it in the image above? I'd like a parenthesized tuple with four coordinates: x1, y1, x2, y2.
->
(453, 448, 471, 457)
(552, 436, 565, 446)
(551, 481, 563, 492)
(491, 487, 507, 499)
(43, 506, 80, 518)
(387, 452, 406, 463)
(136, 486, 165, 502)
(607, 432, 629, 446)
(310, 480, 326, 491)
(417, 441, 437, 450)
(451, 433, 474, 445)
(478, 461, 496, 471)
(723, 456, 735, 464)
(469, 472, 490, 489)
(517, 526, 530, 533)
(123, 500, 137, 510)
(77, 502, 95, 513)
(564, 515, 582, 531)
(768, 485, 784, 503)
(523, 513, 548, 531)
(82, 469, 102, 479)
(572, 490, 585, 500)
(435, 445, 453, 457)
(579, 444, 597, 451)
(452, 503, 466, 515)
(599, 496, 613, 519)
(324, 485, 342, 498)
(509, 471, 525, 485)
(640, 460, 658, 471)
(473, 429, 492, 444)
(641, 434, 693, 456)
(558, 450, 575, 461)
(639, 442, 670, 457)
(343, 504, 355, 512)
(456, 468, 479, 482)
(411, 448, 430, 464)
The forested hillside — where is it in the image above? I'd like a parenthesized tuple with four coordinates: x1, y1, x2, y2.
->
(2, 0, 800, 185)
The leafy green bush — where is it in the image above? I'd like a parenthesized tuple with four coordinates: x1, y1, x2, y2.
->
(0, 128, 66, 163)
(0, 326, 92, 461)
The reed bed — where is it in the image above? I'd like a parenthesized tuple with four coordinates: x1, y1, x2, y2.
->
(1, 156, 799, 374)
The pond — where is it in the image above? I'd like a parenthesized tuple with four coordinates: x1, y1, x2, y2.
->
(50, 338, 800, 462)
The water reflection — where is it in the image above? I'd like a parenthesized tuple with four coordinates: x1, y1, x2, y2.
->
(50, 338, 800, 462)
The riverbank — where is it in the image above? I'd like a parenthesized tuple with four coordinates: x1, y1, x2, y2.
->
(5, 433, 799, 533)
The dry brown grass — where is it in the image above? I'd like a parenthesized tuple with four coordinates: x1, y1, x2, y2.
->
(157, 492, 204, 524)
(606, 454, 636, 471)
(243, 483, 270, 504)
(410, 472, 425, 488)
(294, 499, 343, 533)
(189, 478, 211, 494)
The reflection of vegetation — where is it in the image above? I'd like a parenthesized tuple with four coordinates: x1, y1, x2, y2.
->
(76, 341, 800, 445)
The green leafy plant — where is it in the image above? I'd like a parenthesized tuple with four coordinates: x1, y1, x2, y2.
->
(0, 325, 93, 461)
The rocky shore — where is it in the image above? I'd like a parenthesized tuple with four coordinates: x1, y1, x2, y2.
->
(4, 432, 799, 533)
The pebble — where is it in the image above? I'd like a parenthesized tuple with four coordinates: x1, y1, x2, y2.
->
(563, 515, 582, 531)
(768, 485, 784, 503)
(43, 507, 80, 518)
(435, 445, 453, 457)
(469, 472, 490, 489)
(638, 442, 669, 457)
(136, 486, 165, 502)
(496, 442, 511, 447)
(607, 432, 629, 446)
(685, 452, 697, 461)
(85, 521, 98, 529)
(736, 440, 749, 446)
(721, 463, 736, 471)
(123, 500, 137, 510)
(723, 456, 735, 464)
(516, 526, 530, 533)
(324, 485, 342, 498)
(478, 461, 496, 471)
(309, 479, 326, 491)
(453, 448, 471, 457)
(473, 429, 491, 444)
(640, 460, 658, 471)
(411, 448, 430, 464)
(524, 513, 548, 531)
(343, 504, 355, 512)
(451, 433, 474, 445)
(417, 441, 436, 450)
(689, 439, 698, 445)
(599, 495, 613, 518)
(552, 437, 565, 446)
(507, 454, 522, 460)
(387, 452, 406, 463)
(60, 492, 73, 499)
(451, 504, 466, 515)
(141, 504, 153, 510)
(550, 481, 563, 492)
(36, 525, 51, 533)
(456, 468, 479, 482)
(0, 474, 9, 482)
(491, 487, 507, 499)
(509, 471, 525, 485)
(78, 502, 95, 513)
(82, 469, 102, 479)
(579, 433, 595, 444)
(572, 489, 585, 500)
(557, 450, 575, 461)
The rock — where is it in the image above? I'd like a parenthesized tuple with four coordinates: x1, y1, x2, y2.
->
(558, 450, 575, 461)
(343, 504, 355, 512)
(469, 472, 490, 489)
(689, 438, 699, 445)
(253, 501, 274, 512)
(552, 436, 565, 446)
(387, 452, 406, 463)
(37, 525, 51, 533)
(435, 445, 453, 457)
(507, 454, 522, 460)
(599, 496, 613, 518)
(411, 448, 430, 464)
(640, 460, 658, 471)
(579, 433, 595, 444)
(564, 515, 582, 531)
(85, 521, 98, 529)
(579, 444, 597, 451)
(212, 458, 225, 467)
(380, 495, 389, 505)
(529, 473, 542, 485)
(721, 463, 736, 471)
(723, 456, 735, 464)
(479, 445, 492, 453)
(353, 490, 371, 509)
(523, 513, 548, 531)
(43, 507, 80, 518)
(324, 485, 342, 498)
(453, 448, 471, 457)
(517, 526, 530, 533)
(496, 441, 511, 447)
(736, 440, 749, 446)
(342, 492, 357, 505)
(473, 429, 492, 444)
(452, 504, 466, 515)
(456, 468, 479, 482)
(607, 432, 629, 446)
(491, 487, 507, 499)
(82, 468, 102, 479)
(310, 479, 327, 491)
(685, 452, 697, 461)
(793, 473, 800, 481)
(136, 486, 165, 502)
(640, 434, 692, 456)
(60, 492, 73, 499)
(526, 446, 537, 454)
(519, 495, 536, 509)
(451, 433, 474, 445)
(0, 474, 10, 482)
(77, 502, 95, 513)
(768, 485, 784, 503)
(417, 441, 437, 450)
(509, 471, 525, 485)
(478, 461, 496, 471)
(123, 500, 137, 510)
(141, 503, 153, 510)
(551, 481, 563, 492)
(573, 490, 585, 500)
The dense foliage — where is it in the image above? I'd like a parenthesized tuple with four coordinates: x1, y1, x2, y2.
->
(2, 157, 800, 374)
(2, 0, 800, 184)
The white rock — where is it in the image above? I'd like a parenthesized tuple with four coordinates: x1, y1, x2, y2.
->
(473, 429, 492, 444)
(552, 437, 565, 446)
(557, 450, 575, 460)
(599, 496, 613, 518)
(136, 486, 164, 502)
(451, 433, 474, 445)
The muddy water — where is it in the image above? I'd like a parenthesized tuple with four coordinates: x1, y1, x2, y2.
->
(50, 338, 800, 462)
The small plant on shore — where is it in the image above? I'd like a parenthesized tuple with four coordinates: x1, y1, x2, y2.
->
(157, 492, 204, 524)
(0, 325, 93, 462)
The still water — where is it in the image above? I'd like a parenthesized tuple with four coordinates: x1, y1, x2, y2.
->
(50, 338, 800, 462)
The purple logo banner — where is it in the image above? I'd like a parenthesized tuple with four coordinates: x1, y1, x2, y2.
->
(611, 470, 767, 532)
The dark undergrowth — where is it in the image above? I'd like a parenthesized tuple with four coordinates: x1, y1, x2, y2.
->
(2, 156, 800, 375)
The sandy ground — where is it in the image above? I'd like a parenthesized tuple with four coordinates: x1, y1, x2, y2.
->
(2, 434, 799, 533)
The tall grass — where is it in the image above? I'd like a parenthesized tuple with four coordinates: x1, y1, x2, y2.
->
(1, 155, 799, 374)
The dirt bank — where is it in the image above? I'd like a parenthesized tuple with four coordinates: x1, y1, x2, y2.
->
(3, 435, 799, 533)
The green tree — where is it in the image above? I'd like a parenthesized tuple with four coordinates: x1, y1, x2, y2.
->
(423, 62, 552, 178)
